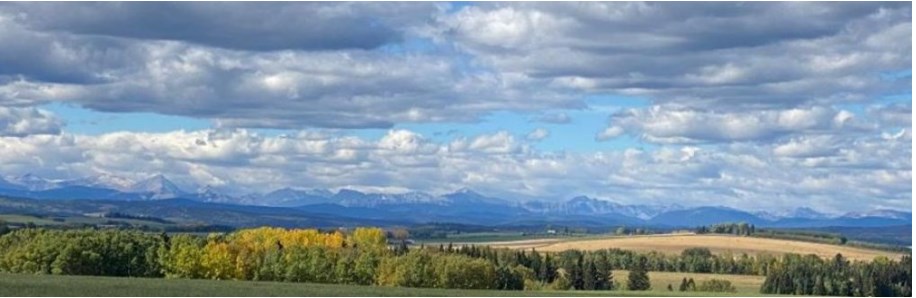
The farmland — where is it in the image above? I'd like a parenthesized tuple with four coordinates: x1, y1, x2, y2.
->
(481, 234, 906, 261)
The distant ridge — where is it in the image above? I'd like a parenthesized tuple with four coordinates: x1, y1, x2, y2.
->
(0, 172, 909, 229)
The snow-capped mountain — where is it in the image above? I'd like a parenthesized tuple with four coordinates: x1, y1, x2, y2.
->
(58, 174, 136, 192)
(0, 171, 909, 229)
(0, 176, 25, 191)
(520, 196, 682, 220)
(332, 189, 447, 207)
(128, 174, 185, 199)
(8, 173, 58, 191)
(844, 209, 912, 220)
(194, 185, 235, 204)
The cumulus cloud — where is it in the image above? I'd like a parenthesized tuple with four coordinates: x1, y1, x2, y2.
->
(0, 3, 908, 213)
(595, 126, 624, 141)
(0, 5, 582, 128)
(2, 2, 438, 51)
(0, 127, 907, 213)
(434, 2, 910, 109)
(0, 107, 61, 137)
(526, 128, 549, 141)
(603, 105, 874, 143)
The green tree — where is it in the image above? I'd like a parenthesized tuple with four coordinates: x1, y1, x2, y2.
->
(627, 256, 651, 291)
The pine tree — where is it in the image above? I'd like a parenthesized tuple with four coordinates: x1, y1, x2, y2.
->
(582, 260, 597, 290)
(813, 275, 826, 296)
(627, 256, 651, 291)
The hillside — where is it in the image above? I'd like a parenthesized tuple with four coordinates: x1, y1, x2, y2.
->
(484, 234, 907, 262)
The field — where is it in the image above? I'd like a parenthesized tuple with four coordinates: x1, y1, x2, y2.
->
(0, 273, 762, 297)
(611, 270, 764, 294)
(0, 213, 172, 228)
(483, 234, 906, 261)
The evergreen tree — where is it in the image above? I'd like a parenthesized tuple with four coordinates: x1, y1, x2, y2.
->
(627, 256, 651, 291)
(582, 260, 597, 290)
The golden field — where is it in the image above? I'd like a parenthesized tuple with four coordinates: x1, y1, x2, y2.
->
(484, 234, 904, 261)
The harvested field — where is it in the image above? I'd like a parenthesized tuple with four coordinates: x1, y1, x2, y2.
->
(486, 234, 905, 261)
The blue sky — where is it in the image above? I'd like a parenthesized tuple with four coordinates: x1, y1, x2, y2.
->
(0, 2, 910, 213)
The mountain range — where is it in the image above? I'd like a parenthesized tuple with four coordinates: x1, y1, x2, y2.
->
(0, 173, 910, 229)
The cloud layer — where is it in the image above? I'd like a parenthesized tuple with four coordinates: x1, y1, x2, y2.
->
(0, 2, 909, 213)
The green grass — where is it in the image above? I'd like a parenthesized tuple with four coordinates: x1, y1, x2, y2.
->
(612, 270, 765, 295)
(0, 273, 764, 297)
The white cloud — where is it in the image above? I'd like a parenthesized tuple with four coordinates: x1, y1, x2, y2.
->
(526, 128, 549, 141)
(0, 127, 907, 213)
(0, 107, 61, 137)
(604, 105, 874, 143)
(595, 126, 624, 141)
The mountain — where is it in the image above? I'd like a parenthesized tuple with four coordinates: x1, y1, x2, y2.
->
(257, 188, 333, 207)
(649, 206, 767, 227)
(128, 175, 185, 199)
(787, 207, 832, 219)
(520, 196, 681, 220)
(844, 209, 912, 220)
(0, 172, 908, 230)
(8, 173, 58, 191)
(0, 176, 24, 191)
(333, 189, 447, 207)
(194, 185, 235, 204)
(57, 174, 135, 192)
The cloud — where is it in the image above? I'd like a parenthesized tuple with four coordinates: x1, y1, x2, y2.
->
(595, 126, 624, 141)
(0, 126, 907, 213)
(526, 128, 549, 141)
(1, 2, 438, 51)
(434, 2, 910, 109)
(0, 3, 908, 213)
(0, 107, 61, 137)
(0, 9, 582, 129)
(532, 112, 571, 124)
(603, 105, 874, 143)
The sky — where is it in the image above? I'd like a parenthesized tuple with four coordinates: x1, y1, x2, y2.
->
(0, 2, 910, 213)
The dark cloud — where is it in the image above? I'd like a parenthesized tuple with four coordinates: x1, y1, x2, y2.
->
(436, 2, 911, 109)
(3, 2, 438, 51)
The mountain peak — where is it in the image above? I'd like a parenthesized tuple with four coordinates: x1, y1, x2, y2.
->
(10, 173, 56, 191)
(129, 174, 184, 199)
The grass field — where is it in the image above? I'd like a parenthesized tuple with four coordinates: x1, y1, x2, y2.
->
(0, 273, 764, 297)
(611, 270, 764, 294)
(483, 234, 906, 261)
(0, 213, 171, 228)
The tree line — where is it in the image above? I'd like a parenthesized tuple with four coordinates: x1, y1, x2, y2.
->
(695, 222, 849, 245)
(0, 226, 910, 296)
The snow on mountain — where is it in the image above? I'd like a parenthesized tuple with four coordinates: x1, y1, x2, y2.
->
(8, 173, 58, 191)
(194, 185, 236, 204)
(844, 209, 912, 220)
(58, 174, 136, 191)
(128, 174, 185, 199)
(520, 196, 681, 220)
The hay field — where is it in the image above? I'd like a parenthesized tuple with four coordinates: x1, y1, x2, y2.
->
(486, 234, 904, 261)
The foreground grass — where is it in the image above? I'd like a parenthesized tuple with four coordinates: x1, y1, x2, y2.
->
(0, 273, 762, 297)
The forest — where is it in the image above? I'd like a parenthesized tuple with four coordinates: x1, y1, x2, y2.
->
(0, 227, 910, 296)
